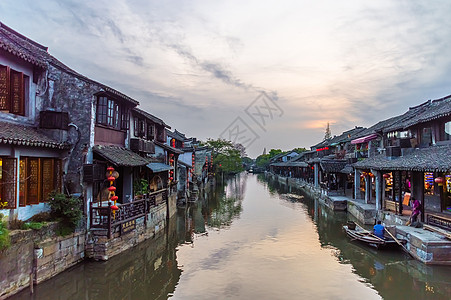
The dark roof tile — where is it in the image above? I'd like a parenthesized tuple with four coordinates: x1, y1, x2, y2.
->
(0, 121, 67, 149)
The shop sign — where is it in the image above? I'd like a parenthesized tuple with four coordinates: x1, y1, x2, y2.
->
(121, 219, 136, 235)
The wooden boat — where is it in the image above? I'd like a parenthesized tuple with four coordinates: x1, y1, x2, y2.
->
(343, 224, 404, 250)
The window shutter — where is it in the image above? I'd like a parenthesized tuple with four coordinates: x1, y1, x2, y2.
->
(55, 159, 62, 193)
(41, 158, 54, 202)
(1, 158, 17, 209)
(19, 158, 27, 206)
(0, 65, 10, 111)
(27, 158, 40, 204)
(10, 70, 24, 115)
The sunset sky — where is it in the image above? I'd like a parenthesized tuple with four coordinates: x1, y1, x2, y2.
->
(2, 0, 451, 157)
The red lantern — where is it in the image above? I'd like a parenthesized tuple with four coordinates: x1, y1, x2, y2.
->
(107, 166, 115, 172)
(111, 195, 118, 201)
(108, 186, 117, 192)
(434, 177, 444, 185)
(110, 205, 119, 211)
(383, 173, 390, 179)
(107, 176, 116, 182)
(170, 177, 173, 180)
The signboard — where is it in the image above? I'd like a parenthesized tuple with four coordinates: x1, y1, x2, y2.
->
(120, 219, 136, 235)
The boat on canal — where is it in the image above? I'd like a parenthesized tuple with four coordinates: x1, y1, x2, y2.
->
(343, 222, 405, 250)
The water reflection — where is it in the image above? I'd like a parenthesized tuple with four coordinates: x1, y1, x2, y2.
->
(12, 218, 181, 300)
(262, 174, 451, 300)
(10, 173, 451, 300)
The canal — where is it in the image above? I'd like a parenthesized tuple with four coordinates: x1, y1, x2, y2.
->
(11, 173, 451, 299)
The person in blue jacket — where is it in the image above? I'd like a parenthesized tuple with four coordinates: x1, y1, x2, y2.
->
(373, 220, 385, 239)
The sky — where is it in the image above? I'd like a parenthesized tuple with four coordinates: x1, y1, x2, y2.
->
(2, 0, 451, 157)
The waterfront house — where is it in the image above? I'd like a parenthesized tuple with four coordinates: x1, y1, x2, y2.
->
(354, 95, 451, 233)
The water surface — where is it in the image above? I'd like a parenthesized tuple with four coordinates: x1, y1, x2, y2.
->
(11, 173, 451, 299)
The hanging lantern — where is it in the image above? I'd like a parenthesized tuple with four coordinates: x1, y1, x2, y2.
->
(110, 205, 119, 211)
(111, 195, 118, 201)
(108, 186, 116, 192)
(434, 177, 444, 185)
(383, 173, 390, 179)
(108, 176, 116, 182)
(107, 166, 115, 172)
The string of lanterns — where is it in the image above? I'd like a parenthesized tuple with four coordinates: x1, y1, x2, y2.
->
(107, 166, 119, 218)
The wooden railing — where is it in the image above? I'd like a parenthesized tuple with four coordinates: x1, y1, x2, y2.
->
(90, 188, 168, 238)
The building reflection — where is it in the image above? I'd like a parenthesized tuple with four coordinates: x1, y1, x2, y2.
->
(12, 216, 181, 300)
(264, 175, 451, 300)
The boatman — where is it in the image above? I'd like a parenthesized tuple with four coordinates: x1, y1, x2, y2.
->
(373, 220, 385, 239)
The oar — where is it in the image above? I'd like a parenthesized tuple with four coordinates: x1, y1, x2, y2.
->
(384, 227, 414, 258)
(354, 222, 385, 242)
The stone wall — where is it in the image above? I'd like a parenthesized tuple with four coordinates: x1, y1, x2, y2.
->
(39, 65, 100, 195)
(35, 232, 85, 284)
(86, 203, 168, 261)
(0, 223, 86, 299)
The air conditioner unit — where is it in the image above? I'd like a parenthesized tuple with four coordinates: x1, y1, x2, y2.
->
(130, 138, 143, 152)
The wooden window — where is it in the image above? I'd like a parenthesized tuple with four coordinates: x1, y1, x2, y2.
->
(27, 158, 40, 204)
(97, 95, 129, 130)
(18, 158, 62, 206)
(107, 99, 114, 126)
(139, 119, 146, 138)
(19, 158, 26, 206)
(0, 65, 10, 111)
(121, 106, 129, 130)
(96, 96, 108, 125)
(147, 123, 155, 140)
(134, 117, 140, 137)
(41, 159, 54, 201)
(0, 157, 17, 209)
(0, 64, 25, 116)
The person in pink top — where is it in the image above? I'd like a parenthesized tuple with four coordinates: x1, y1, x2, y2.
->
(409, 198, 421, 226)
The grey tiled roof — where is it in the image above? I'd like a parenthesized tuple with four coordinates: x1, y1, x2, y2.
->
(384, 95, 451, 132)
(271, 161, 308, 168)
(133, 108, 168, 127)
(0, 22, 48, 68)
(320, 159, 348, 173)
(0, 121, 67, 149)
(353, 145, 451, 172)
(154, 141, 183, 154)
(166, 129, 190, 141)
(93, 145, 150, 167)
(326, 126, 366, 145)
(0, 22, 139, 106)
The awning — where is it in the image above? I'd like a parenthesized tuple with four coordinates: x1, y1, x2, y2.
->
(93, 145, 149, 167)
(351, 133, 378, 144)
(146, 162, 173, 173)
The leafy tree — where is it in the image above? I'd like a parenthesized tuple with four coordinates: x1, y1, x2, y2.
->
(255, 149, 285, 168)
(292, 147, 307, 154)
(206, 138, 244, 174)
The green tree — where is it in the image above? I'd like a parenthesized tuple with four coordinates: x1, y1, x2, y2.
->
(255, 149, 285, 168)
(206, 138, 244, 174)
(292, 147, 307, 154)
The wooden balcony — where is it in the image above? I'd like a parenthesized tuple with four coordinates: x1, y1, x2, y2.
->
(90, 189, 168, 238)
